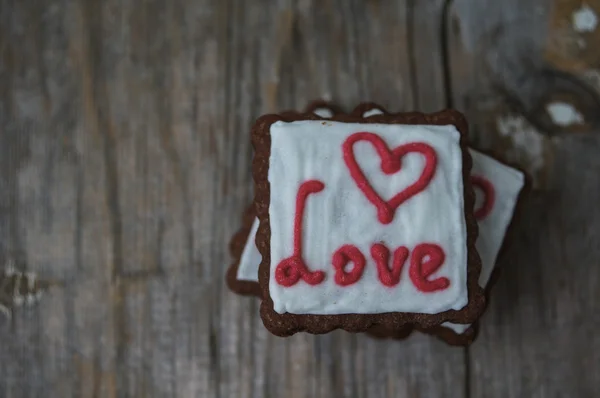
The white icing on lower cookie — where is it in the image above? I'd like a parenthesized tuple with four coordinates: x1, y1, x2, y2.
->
(363, 108, 384, 117)
(313, 108, 334, 118)
(441, 149, 524, 333)
(236, 218, 261, 281)
(268, 120, 466, 315)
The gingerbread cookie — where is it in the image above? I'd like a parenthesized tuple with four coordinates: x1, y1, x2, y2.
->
(355, 104, 527, 345)
(252, 107, 485, 336)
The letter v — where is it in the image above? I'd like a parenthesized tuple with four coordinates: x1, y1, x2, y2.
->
(370, 243, 409, 287)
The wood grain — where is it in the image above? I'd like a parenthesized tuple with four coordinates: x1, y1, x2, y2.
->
(0, 1, 464, 397)
(1, 0, 599, 396)
(448, 0, 600, 396)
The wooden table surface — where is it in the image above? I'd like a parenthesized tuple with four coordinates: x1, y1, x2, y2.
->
(1, 0, 599, 397)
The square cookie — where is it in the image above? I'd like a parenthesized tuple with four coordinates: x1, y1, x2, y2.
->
(252, 110, 485, 336)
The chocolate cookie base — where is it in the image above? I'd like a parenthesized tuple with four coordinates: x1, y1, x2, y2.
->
(252, 107, 485, 337)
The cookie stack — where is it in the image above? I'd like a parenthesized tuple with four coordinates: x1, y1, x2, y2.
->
(226, 101, 526, 346)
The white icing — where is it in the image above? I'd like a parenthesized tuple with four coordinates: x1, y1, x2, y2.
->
(441, 149, 524, 333)
(236, 218, 262, 281)
(573, 4, 598, 33)
(313, 108, 333, 118)
(268, 120, 467, 315)
(363, 109, 384, 117)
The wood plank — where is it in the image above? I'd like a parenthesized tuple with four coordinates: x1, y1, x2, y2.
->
(0, 0, 469, 397)
(448, 0, 600, 396)
(282, 2, 467, 398)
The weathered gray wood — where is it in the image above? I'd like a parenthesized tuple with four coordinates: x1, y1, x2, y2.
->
(6, 0, 599, 396)
(0, 0, 468, 397)
(448, 0, 600, 396)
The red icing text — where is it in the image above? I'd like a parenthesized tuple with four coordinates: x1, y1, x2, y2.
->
(409, 243, 449, 292)
(275, 173, 450, 292)
(342, 132, 437, 224)
(471, 175, 495, 220)
(371, 244, 409, 287)
(274, 180, 326, 286)
(332, 245, 366, 286)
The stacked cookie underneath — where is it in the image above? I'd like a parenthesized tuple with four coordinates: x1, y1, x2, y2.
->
(226, 101, 526, 346)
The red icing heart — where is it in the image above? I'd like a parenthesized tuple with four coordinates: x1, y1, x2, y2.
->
(342, 132, 438, 224)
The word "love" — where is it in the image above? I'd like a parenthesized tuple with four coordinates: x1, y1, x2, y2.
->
(274, 180, 450, 292)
